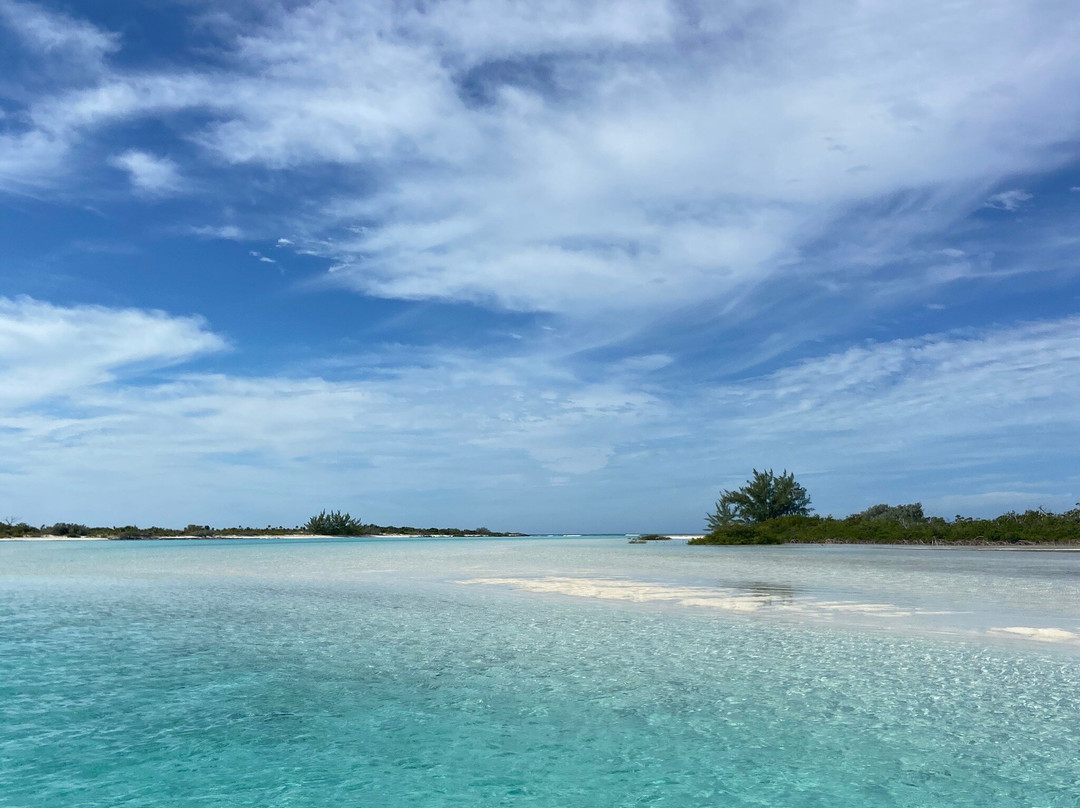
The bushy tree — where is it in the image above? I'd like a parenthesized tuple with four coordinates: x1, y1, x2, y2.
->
(707, 469, 812, 529)
(852, 503, 925, 525)
(304, 510, 366, 536)
(0, 519, 36, 538)
(690, 505, 1080, 545)
(45, 522, 89, 537)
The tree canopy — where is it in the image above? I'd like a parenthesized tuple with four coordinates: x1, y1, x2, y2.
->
(853, 503, 925, 525)
(707, 469, 812, 529)
(304, 510, 367, 536)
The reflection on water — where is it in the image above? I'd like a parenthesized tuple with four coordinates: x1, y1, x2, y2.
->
(734, 581, 797, 603)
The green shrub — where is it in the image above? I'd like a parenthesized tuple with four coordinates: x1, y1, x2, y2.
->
(304, 510, 368, 536)
(690, 508, 1080, 546)
(45, 522, 90, 537)
(852, 503, 926, 525)
(114, 527, 151, 540)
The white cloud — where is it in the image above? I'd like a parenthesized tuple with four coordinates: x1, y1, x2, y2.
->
(108, 150, 185, 195)
(402, 0, 677, 57)
(2, 299, 1079, 526)
(730, 317, 1080, 429)
(0, 297, 226, 408)
(0, 306, 669, 526)
(3, 1, 1080, 313)
(0, 298, 656, 470)
(929, 491, 1076, 515)
(0, 130, 68, 193)
(2, 2, 1080, 527)
(984, 189, 1033, 211)
(0, 0, 117, 63)
(204, 0, 1080, 314)
(191, 224, 244, 240)
(0, 2, 121, 191)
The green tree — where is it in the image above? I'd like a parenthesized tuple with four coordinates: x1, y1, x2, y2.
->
(852, 503, 925, 525)
(707, 469, 812, 529)
(304, 510, 366, 536)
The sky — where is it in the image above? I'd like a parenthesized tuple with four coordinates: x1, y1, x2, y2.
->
(1, 0, 1080, 533)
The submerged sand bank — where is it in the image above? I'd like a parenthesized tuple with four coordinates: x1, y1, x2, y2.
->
(0, 535, 103, 541)
(459, 575, 950, 618)
(459, 575, 1080, 646)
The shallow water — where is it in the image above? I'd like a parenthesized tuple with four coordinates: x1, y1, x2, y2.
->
(2, 537, 1079, 806)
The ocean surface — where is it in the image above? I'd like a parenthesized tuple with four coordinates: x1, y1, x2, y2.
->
(2, 536, 1079, 807)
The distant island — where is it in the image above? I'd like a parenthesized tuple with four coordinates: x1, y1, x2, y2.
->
(0, 510, 524, 540)
(693, 470, 1080, 546)
(628, 534, 672, 543)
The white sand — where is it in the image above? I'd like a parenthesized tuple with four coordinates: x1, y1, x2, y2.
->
(0, 532, 492, 541)
(460, 576, 1080, 646)
(458, 575, 953, 619)
(989, 626, 1080, 643)
(0, 535, 103, 541)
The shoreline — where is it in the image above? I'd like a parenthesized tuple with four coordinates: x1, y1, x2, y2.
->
(691, 540, 1080, 552)
(3, 535, 1080, 550)
(0, 533, 502, 542)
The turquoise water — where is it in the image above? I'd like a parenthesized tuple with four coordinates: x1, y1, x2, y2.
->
(2, 537, 1080, 807)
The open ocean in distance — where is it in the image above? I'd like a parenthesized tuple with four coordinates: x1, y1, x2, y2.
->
(2, 536, 1079, 807)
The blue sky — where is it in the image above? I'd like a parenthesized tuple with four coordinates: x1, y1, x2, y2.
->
(2, 0, 1079, 532)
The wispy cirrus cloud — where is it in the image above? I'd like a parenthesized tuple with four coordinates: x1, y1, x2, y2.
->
(984, 189, 1033, 212)
(0, 0, 117, 64)
(2, 299, 1078, 528)
(716, 318, 1080, 445)
(189, 224, 245, 240)
(0, 297, 226, 407)
(2, 0, 1080, 315)
(0, 0, 118, 191)
(108, 150, 186, 195)
(2, 2, 1080, 528)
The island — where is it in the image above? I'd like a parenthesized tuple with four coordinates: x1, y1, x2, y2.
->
(0, 510, 524, 540)
(693, 470, 1080, 546)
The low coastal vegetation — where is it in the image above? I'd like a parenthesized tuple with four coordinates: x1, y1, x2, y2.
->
(0, 513, 521, 540)
(690, 509, 1080, 545)
(299, 510, 520, 537)
(693, 469, 1080, 546)
(628, 533, 672, 543)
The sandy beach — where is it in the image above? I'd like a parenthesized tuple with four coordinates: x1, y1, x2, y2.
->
(0, 533, 504, 541)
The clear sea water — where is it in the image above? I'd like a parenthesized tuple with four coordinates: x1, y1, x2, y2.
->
(2, 537, 1079, 807)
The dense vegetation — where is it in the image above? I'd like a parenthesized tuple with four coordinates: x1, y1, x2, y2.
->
(0, 515, 521, 539)
(692, 503, 1080, 545)
(299, 510, 518, 537)
(695, 470, 1080, 545)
